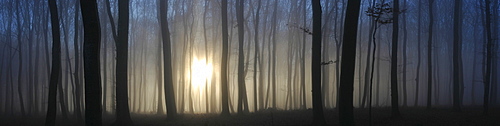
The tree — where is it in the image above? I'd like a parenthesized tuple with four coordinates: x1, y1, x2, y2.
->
(311, 0, 326, 125)
(220, 0, 230, 116)
(236, 0, 249, 114)
(338, 0, 361, 125)
(159, 0, 178, 120)
(452, 0, 462, 112)
(390, 0, 401, 117)
(15, 0, 26, 117)
(45, 0, 62, 125)
(73, 0, 83, 121)
(113, 0, 134, 125)
(252, 0, 262, 112)
(483, 0, 492, 116)
(426, 0, 434, 110)
(80, 0, 102, 125)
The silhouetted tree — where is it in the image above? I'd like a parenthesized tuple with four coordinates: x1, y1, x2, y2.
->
(452, 0, 462, 112)
(483, 0, 492, 116)
(338, 0, 361, 125)
(426, 0, 434, 110)
(159, 0, 178, 120)
(45, 0, 62, 125)
(80, 0, 102, 125)
(220, 0, 230, 116)
(390, 0, 401, 117)
(236, 0, 249, 114)
(311, 0, 326, 125)
(113, 0, 134, 125)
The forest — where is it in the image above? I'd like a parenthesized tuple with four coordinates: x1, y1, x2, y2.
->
(0, 0, 499, 125)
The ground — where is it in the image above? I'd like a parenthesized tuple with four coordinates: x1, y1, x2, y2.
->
(1, 107, 499, 125)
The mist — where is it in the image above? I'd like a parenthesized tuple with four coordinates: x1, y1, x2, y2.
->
(0, 0, 499, 125)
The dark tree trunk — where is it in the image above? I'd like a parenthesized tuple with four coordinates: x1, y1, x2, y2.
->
(220, 0, 230, 116)
(391, 0, 401, 116)
(311, 0, 326, 125)
(80, 0, 103, 125)
(415, 0, 422, 107)
(236, 0, 249, 114)
(112, 0, 133, 125)
(45, 0, 62, 125)
(483, 0, 492, 116)
(426, 0, 434, 110)
(452, 0, 462, 112)
(159, 0, 178, 120)
(338, 0, 361, 125)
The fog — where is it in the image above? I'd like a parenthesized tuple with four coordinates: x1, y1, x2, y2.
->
(0, 0, 499, 125)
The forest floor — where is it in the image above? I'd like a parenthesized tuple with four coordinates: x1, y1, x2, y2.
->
(1, 107, 500, 126)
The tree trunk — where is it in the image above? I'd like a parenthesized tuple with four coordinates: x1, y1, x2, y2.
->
(426, 0, 434, 110)
(112, 0, 133, 124)
(220, 0, 230, 116)
(73, 0, 83, 121)
(45, 0, 62, 125)
(338, 0, 361, 125)
(159, 0, 177, 119)
(391, 0, 401, 116)
(483, 0, 492, 116)
(311, 0, 326, 125)
(15, 0, 26, 117)
(236, 0, 249, 114)
(253, 0, 262, 112)
(80, 0, 103, 125)
(452, 0, 462, 112)
(414, 0, 422, 107)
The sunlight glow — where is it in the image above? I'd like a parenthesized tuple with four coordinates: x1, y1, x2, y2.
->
(191, 57, 213, 89)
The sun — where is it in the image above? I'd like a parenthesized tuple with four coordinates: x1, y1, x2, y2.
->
(191, 57, 213, 89)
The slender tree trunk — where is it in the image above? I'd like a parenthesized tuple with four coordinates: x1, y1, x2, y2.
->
(15, 0, 26, 117)
(300, 0, 307, 109)
(401, 0, 408, 107)
(220, 0, 230, 116)
(73, 0, 83, 121)
(271, 0, 278, 109)
(159, 0, 177, 119)
(452, 0, 462, 112)
(426, 0, 434, 110)
(253, 0, 262, 112)
(414, 0, 422, 107)
(391, 0, 401, 116)
(45, 0, 62, 124)
(156, 0, 164, 114)
(483, 0, 492, 116)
